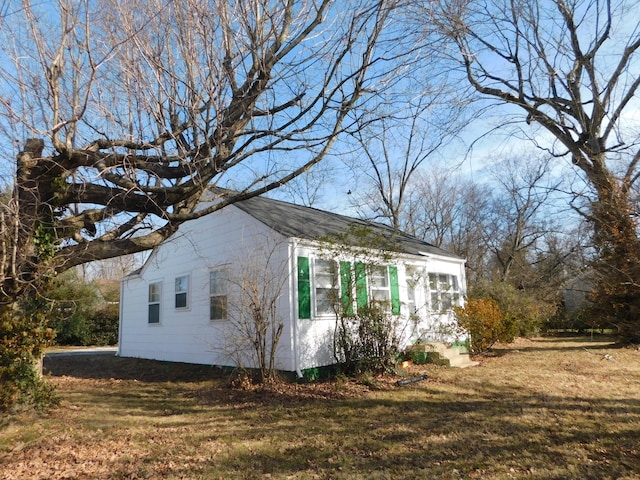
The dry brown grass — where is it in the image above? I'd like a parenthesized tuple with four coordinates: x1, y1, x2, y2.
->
(1, 336, 640, 479)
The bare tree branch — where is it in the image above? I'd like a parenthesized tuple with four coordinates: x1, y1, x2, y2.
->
(0, 0, 400, 282)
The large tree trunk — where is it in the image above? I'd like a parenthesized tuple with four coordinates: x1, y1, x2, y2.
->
(11, 138, 54, 299)
(588, 173, 640, 342)
(423, 0, 640, 342)
(0, 141, 58, 412)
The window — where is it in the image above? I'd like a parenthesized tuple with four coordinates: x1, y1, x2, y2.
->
(428, 273, 460, 312)
(369, 265, 391, 305)
(210, 270, 228, 321)
(175, 275, 189, 309)
(405, 266, 420, 315)
(297, 256, 400, 318)
(148, 282, 161, 324)
(315, 259, 338, 316)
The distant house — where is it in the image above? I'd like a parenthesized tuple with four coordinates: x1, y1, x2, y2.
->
(118, 193, 466, 375)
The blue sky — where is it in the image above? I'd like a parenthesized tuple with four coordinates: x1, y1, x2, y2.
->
(1, 0, 639, 229)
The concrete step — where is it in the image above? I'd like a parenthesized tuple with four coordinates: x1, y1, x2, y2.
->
(447, 354, 480, 368)
(410, 342, 479, 368)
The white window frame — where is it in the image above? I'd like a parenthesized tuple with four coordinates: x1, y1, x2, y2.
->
(314, 258, 339, 317)
(209, 269, 228, 321)
(368, 265, 391, 307)
(427, 273, 460, 312)
(405, 266, 421, 316)
(175, 274, 190, 309)
(148, 281, 162, 324)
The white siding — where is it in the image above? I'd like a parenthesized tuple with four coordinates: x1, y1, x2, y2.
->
(291, 245, 467, 370)
(409, 254, 467, 343)
(120, 206, 468, 373)
(119, 205, 296, 371)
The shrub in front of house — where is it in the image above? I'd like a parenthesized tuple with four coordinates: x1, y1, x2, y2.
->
(334, 303, 400, 375)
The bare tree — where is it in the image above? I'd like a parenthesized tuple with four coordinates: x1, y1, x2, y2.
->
(0, 0, 396, 296)
(83, 253, 146, 281)
(274, 162, 334, 207)
(484, 155, 561, 284)
(224, 235, 287, 383)
(419, 0, 640, 341)
(346, 76, 467, 229)
(402, 167, 492, 284)
(0, 0, 397, 409)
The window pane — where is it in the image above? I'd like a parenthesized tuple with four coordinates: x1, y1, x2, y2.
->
(369, 266, 390, 311)
(175, 276, 188, 293)
(148, 283, 160, 302)
(372, 289, 390, 303)
(431, 292, 440, 310)
(369, 266, 388, 288)
(315, 273, 334, 288)
(316, 259, 334, 273)
(316, 288, 335, 315)
(210, 270, 227, 295)
(429, 273, 437, 290)
(175, 275, 189, 309)
(210, 296, 227, 320)
(442, 293, 453, 310)
(175, 292, 187, 309)
(148, 303, 160, 324)
(315, 259, 337, 316)
(407, 285, 416, 303)
(315, 260, 335, 287)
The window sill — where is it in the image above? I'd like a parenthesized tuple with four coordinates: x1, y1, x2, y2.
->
(308, 314, 338, 320)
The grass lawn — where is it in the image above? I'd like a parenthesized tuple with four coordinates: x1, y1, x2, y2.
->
(1, 336, 640, 479)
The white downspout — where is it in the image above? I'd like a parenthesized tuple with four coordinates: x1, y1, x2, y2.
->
(117, 279, 124, 356)
(290, 241, 303, 378)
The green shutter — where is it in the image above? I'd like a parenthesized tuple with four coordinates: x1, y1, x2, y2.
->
(355, 262, 368, 311)
(297, 256, 311, 319)
(340, 261, 354, 316)
(389, 265, 400, 315)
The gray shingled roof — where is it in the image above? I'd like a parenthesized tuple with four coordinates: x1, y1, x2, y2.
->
(233, 194, 462, 259)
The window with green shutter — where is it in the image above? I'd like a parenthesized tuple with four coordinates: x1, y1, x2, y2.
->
(315, 259, 338, 315)
(298, 257, 403, 318)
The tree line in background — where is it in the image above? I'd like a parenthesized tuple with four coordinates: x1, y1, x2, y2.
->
(336, 0, 640, 348)
(46, 270, 119, 347)
(1, 0, 640, 411)
(349, 151, 594, 345)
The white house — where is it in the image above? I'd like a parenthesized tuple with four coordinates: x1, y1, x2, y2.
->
(118, 193, 467, 376)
